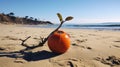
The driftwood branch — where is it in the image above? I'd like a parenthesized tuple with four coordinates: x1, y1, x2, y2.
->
(19, 36, 31, 47)
(19, 21, 64, 51)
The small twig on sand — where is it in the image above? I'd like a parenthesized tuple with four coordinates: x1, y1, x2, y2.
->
(19, 36, 31, 47)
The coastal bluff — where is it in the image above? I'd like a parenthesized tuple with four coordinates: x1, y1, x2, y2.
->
(0, 12, 53, 25)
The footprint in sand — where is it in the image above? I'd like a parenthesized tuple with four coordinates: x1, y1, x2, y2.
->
(49, 58, 81, 67)
(113, 45, 120, 48)
(0, 47, 5, 50)
(72, 39, 87, 45)
(94, 56, 120, 66)
(88, 34, 97, 36)
(14, 59, 26, 63)
(112, 40, 120, 48)
(72, 39, 92, 50)
(4, 36, 19, 40)
(114, 40, 120, 42)
(76, 39, 87, 43)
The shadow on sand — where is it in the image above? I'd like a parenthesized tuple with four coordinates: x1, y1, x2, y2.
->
(0, 50, 60, 61)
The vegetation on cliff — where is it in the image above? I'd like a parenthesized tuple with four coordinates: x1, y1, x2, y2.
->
(0, 12, 53, 25)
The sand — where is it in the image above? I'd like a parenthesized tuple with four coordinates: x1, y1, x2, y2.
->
(0, 24, 120, 67)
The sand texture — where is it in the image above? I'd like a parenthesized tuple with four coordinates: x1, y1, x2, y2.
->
(0, 24, 120, 67)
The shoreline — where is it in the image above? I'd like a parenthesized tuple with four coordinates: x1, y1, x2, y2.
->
(15, 24, 120, 31)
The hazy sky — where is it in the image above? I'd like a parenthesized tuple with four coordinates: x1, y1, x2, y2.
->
(0, 0, 120, 24)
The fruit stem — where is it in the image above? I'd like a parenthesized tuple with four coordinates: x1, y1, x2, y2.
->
(40, 21, 65, 46)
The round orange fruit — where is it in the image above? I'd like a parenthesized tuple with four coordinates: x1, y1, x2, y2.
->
(48, 30, 70, 54)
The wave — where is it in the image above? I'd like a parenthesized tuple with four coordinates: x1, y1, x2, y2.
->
(66, 24, 120, 27)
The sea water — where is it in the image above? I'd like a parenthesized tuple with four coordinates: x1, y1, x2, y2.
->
(22, 22, 120, 31)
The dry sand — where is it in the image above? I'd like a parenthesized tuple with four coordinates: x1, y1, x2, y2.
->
(0, 24, 120, 67)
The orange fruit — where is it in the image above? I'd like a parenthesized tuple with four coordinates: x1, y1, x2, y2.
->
(48, 30, 70, 54)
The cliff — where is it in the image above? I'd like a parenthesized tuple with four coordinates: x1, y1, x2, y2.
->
(0, 13, 53, 25)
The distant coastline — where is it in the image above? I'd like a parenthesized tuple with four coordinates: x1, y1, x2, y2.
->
(0, 12, 53, 25)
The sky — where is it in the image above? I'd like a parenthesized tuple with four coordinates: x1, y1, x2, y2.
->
(0, 0, 120, 24)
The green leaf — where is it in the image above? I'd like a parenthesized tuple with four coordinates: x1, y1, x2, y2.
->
(65, 16, 73, 21)
(57, 13, 63, 22)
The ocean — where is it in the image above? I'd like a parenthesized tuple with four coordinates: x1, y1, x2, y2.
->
(23, 22, 120, 31)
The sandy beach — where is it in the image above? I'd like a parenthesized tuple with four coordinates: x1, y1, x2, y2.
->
(0, 24, 120, 67)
